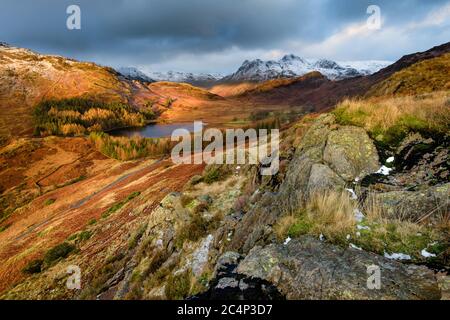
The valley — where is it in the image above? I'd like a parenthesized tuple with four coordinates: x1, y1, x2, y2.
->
(0, 40, 448, 300)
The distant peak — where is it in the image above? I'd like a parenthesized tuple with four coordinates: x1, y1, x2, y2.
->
(281, 54, 303, 61)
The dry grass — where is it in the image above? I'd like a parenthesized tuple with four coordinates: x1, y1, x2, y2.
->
(275, 191, 356, 243)
(274, 191, 447, 260)
(333, 91, 450, 146)
(368, 52, 450, 97)
(305, 191, 357, 241)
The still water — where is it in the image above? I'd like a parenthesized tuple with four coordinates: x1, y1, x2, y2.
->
(109, 122, 200, 138)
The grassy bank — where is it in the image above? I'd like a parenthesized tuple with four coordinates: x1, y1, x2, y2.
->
(333, 91, 450, 147)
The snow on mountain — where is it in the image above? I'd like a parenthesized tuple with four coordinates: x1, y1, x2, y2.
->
(222, 55, 392, 82)
(148, 71, 224, 86)
(116, 67, 155, 83)
(116, 67, 223, 86)
(339, 60, 394, 76)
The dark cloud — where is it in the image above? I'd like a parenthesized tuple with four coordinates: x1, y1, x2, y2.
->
(0, 0, 449, 73)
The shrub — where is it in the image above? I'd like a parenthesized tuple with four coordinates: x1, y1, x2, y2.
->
(43, 242, 76, 267)
(22, 259, 43, 274)
(128, 223, 147, 250)
(165, 270, 191, 300)
(202, 165, 232, 185)
(77, 230, 93, 242)
(44, 198, 56, 206)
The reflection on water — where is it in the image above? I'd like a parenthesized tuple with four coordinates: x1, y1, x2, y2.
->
(109, 122, 200, 138)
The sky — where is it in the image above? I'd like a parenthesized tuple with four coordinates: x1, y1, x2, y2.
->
(1, 0, 449, 74)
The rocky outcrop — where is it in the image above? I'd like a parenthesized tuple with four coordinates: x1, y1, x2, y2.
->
(236, 237, 441, 300)
(323, 126, 380, 181)
(368, 184, 449, 223)
(193, 251, 284, 300)
(230, 114, 381, 253)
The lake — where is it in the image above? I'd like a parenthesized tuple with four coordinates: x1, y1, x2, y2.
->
(109, 122, 200, 138)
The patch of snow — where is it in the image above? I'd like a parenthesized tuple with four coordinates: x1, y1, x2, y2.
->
(346, 188, 358, 200)
(319, 234, 325, 241)
(349, 243, 363, 251)
(357, 225, 370, 231)
(386, 157, 395, 164)
(421, 249, 436, 258)
(376, 166, 393, 176)
(384, 252, 411, 261)
(284, 237, 292, 245)
(354, 209, 365, 223)
(346, 234, 351, 240)
(356, 232, 361, 237)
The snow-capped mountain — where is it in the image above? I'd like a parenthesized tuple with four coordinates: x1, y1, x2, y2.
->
(116, 67, 223, 86)
(116, 67, 155, 83)
(222, 55, 392, 82)
(148, 71, 224, 86)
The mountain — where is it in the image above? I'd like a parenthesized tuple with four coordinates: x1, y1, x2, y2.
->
(221, 54, 392, 82)
(148, 71, 224, 87)
(232, 42, 450, 109)
(116, 67, 155, 83)
(116, 67, 223, 87)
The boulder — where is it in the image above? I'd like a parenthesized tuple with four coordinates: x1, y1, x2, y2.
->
(307, 164, 345, 196)
(236, 237, 441, 300)
(323, 126, 380, 181)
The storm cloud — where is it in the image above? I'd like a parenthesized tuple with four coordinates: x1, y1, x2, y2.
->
(0, 0, 449, 73)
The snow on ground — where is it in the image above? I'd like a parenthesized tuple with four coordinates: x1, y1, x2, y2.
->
(376, 165, 393, 176)
(384, 252, 412, 261)
(421, 249, 437, 258)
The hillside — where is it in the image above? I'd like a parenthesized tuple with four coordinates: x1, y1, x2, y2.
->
(1, 90, 447, 300)
(0, 44, 164, 139)
(367, 53, 450, 97)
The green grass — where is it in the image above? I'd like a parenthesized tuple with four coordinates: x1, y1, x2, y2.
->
(44, 198, 56, 206)
(43, 242, 76, 267)
(0, 224, 11, 233)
